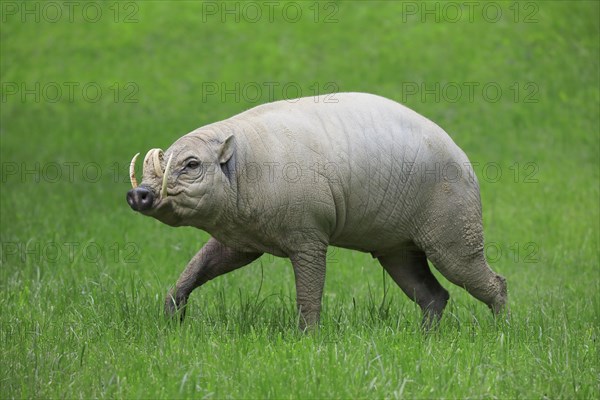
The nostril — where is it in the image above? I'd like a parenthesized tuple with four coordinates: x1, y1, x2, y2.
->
(126, 187, 154, 211)
(127, 195, 134, 207)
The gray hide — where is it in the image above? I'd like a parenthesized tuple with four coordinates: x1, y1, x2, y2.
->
(126, 92, 507, 330)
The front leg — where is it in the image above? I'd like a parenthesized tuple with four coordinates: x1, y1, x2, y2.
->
(165, 237, 262, 321)
(290, 245, 327, 331)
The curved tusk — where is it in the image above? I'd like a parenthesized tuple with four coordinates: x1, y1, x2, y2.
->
(129, 152, 140, 188)
(142, 149, 164, 178)
(143, 148, 155, 172)
(161, 154, 173, 199)
(153, 149, 164, 178)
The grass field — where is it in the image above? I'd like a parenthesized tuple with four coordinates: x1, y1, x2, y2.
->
(1, 1, 599, 398)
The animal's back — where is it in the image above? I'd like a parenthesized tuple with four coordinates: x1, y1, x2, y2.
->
(222, 93, 477, 253)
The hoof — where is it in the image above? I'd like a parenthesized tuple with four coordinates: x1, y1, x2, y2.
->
(164, 291, 187, 323)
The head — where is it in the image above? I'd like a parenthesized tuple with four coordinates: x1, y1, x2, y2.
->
(126, 133, 235, 228)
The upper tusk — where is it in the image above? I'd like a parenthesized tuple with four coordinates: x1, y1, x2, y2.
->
(153, 149, 163, 178)
(129, 152, 140, 189)
(142, 148, 164, 178)
(161, 154, 173, 199)
(143, 149, 155, 172)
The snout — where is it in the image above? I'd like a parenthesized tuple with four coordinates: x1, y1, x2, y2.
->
(127, 187, 154, 211)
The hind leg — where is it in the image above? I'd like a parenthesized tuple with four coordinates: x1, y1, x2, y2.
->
(416, 206, 508, 315)
(427, 247, 508, 315)
(378, 249, 450, 327)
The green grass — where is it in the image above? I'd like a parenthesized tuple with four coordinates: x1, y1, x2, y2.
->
(1, 1, 598, 398)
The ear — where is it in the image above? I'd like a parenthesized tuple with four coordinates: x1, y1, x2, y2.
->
(218, 134, 234, 164)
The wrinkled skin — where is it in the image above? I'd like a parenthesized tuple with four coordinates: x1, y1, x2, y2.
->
(128, 92, 507, 330)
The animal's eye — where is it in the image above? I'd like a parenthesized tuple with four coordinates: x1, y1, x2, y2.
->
(186, 160, 200, 169)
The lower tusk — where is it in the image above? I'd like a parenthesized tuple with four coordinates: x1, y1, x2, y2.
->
(161, 154, 173, 199)
(129, 152, 140, 188)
